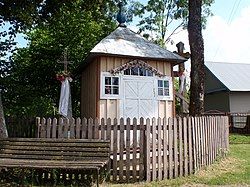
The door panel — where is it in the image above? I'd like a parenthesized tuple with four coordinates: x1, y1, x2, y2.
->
(140, 99, 155, 118)
(125, 81, 138, 99)
(139, 82, 154, 99)
(123, 77, 157, 119)
(124, 99, 139, 119)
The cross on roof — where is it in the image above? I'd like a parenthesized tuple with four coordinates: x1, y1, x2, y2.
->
(58, 48, 72, 73)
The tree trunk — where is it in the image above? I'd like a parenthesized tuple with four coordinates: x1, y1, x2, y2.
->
(0, 92, 8, 138)
(188, 0, 205, 116)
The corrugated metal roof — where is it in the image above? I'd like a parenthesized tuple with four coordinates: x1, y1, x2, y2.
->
(90, 26, 186, 62)
(205, 61, 250, 91)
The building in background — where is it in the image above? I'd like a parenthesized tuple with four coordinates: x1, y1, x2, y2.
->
(204, 61, 250, 113)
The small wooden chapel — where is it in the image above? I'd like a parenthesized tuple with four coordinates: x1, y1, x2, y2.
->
(80, 7, 186, 120)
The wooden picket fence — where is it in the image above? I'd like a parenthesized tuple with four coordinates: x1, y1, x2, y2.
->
(37, 116, 229, 183)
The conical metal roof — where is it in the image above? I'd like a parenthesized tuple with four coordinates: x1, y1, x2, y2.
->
(90, 26, 186, 62)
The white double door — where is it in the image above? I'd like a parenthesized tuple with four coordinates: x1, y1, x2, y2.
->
(121, 76, 158, 119)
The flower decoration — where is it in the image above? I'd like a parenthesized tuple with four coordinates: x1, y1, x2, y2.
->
(108, 59, 166, 77)
(56, 71, 72, 82)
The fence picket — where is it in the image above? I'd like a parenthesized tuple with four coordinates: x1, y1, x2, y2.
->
(94, 118, 99, 139)
(119, 118, 125, 182)
(69, 118, 75, 139)
(168, 118, 173, 179)
(36, 117, 41, 138)
(40, 118, 46, 138)
(207, 116, 212, 166)
(212, 117, 216, 163)
(88, 118, 93, 139)
(225, 116, 230, 150)
(75, 118, 81, 139)
(205, 117, 209, 166)
(188, 117, 193, 174)
(146, 118, 151, 182)
(193, 117, 198, 170)
(81, 118, 87, 139)
(163, 118, 168, 179)
(58, 118, 63, 138)
(152, 118, 157, 181)
(106, 118, 112, 181)
(113, 118, 118, 182)
(125, 118, 130, 182)
(158, 118, 162, 180)
(100, 118, 105, 140)
(183, 117, 188, 176)
(178, 117, 183, 177)
(197, 117, 202, 169)
(139, 117, 145, 181)
(173, 118, 178, 178)
(132, 118, 138, 181)
(46, 118, 52, 138)
(52, 118, 57, 138)
(200, 117, 203, 167)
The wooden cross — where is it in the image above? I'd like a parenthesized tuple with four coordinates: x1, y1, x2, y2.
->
(58, 48, 72, 73)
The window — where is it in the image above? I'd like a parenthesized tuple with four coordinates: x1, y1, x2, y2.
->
(157, 77, 173, 101)
(158, 80, 169, 96)
(101, 72, 120, 99)
(104, 77, 119, 95)
(124, 67, 153, 76)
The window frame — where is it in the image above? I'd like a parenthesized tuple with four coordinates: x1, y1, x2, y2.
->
(156, 77, 173, 101)
(100, 72, 121, 99)
(123, 67, 154, 77)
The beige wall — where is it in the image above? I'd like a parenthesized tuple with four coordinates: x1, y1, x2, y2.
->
(99, 56, 174, 119)
(81, 58, 99, 118)
(229, 92, 250, 113)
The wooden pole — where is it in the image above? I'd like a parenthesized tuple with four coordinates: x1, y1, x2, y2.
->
(0, 92, 8, 138)
(176, 42, 190, 115)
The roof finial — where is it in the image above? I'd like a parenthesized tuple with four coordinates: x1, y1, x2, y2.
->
(117, 1, 126, 27)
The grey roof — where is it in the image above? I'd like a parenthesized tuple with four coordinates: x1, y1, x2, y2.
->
(205, 61, 250, 91)
(90, 26, 186, 62)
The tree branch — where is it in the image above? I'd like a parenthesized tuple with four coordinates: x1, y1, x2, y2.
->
(165, 22, 184, 43)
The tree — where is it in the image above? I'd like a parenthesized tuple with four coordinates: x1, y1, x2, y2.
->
(130, 0, 213, 47)
(188, 0, 205, 116)
(1, 1, 117, 117)
(0, 0, 118, 72)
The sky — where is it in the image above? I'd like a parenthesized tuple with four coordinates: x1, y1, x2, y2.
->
(4, 0, 250, 64)
(158, 0, 250, 63)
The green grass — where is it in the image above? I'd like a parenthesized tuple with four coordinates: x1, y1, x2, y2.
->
(229, 134, 250, 144)
(103, 134, 250, 187)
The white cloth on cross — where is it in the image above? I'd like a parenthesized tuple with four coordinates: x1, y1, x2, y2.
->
(59, 77, 72, 118)
(179, 73, 186, 94)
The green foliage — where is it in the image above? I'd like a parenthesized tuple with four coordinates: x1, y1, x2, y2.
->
(1, 0, 117, 117)
(130, 0, 214, 47)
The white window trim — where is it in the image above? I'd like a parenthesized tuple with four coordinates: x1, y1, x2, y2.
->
(100, 72, 121, 99)
(156, 77, 173, 101)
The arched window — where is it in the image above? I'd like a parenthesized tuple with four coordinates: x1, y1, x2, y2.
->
(124, 67, 153, 76)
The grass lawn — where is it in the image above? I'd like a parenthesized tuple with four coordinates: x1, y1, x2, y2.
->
(104, 134, 250, 187)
